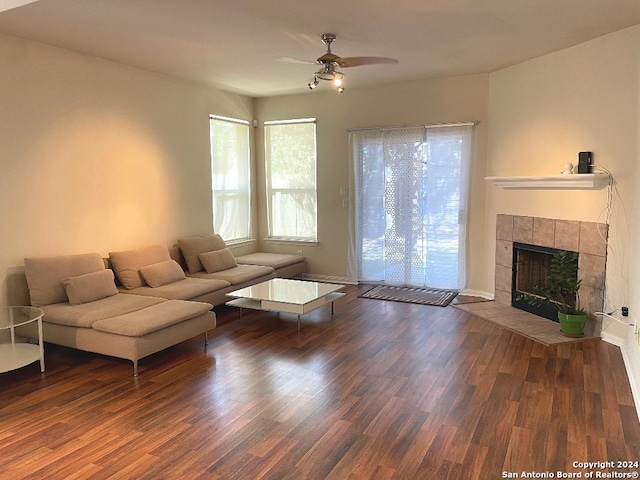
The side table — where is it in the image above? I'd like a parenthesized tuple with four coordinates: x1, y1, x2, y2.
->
(0, 306, 45, 373)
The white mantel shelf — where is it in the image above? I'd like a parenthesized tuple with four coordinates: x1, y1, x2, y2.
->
(485, 173, 609, 190)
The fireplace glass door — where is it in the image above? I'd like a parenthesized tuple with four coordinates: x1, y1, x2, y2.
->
(511, 242, 578, 322)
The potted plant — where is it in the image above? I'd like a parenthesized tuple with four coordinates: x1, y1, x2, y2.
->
(520, 249, 588, 336)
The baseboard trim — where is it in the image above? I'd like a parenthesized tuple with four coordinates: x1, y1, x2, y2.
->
(301, 274, 357, 285)
(621, 337, 640, 422)
(601, 331, 623, 347)
(459, 288, 493, 300)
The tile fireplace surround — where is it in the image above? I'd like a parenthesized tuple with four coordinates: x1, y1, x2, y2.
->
(494, 214, 608, 335)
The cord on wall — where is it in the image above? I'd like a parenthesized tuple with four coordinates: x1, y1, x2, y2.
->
(595, 310, 633, 326)
(590, 164, 631, 325)
(591, 164, 614, 234)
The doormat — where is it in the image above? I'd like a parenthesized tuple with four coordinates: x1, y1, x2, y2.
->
(359, 285, 458, 307)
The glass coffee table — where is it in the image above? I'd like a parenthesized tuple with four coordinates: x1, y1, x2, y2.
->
(0, 306, 45, 373)
(226, 278, 345, 332)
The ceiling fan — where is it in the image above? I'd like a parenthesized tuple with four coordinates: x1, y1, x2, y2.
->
(306, 33, 398, 93)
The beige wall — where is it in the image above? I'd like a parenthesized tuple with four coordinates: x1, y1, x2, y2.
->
(254, 75, 489, 288)
(0, 34, 254, 304)
(486, 25, 640, 346)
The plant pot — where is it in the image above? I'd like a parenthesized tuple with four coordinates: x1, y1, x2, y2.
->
(558, 312, 588, 336)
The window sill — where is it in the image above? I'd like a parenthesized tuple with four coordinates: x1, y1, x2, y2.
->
(226, 238, 256, 248)
(264, 238, 318, 247)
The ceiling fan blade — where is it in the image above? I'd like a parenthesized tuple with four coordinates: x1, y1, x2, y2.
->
(337, 56, 399, 68)
(278, 57, 317, 65)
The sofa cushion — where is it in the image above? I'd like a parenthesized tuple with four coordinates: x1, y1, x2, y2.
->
(63, 269, 119, 306)
(235, 252, 305, 269)
(91, 299, 213, 337)
(41, 294, 167, 328)
(178, 234, 227, 274)
(199, 248, 237, 273)
(119, 277, 230, 301)
(109, 244, 171, 290)
(139, 260, 186, 288)
(24, 253, 106, 306)
(189, 264, 274, 285)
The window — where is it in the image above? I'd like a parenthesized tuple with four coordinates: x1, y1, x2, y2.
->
(209, 115, 251, 243)
(264, 118, 317, 242)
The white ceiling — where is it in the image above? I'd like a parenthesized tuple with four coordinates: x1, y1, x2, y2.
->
(1, 0, 639, 97)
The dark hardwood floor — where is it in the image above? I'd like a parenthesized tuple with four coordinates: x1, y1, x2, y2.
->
(1, 285, 639, 479)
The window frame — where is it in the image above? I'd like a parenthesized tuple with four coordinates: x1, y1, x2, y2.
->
(263, 118, 318, 243)
(209, 114, 252, 244)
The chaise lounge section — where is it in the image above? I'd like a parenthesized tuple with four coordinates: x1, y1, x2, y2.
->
(20, 252, 216, 376)
(235, 252, 308, 279)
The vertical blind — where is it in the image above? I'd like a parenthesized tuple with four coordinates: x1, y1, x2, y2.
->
(349, 123, 473, 289)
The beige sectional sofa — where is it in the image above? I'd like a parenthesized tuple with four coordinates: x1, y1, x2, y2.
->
(16, 235, 308, 375)
(20, 253, 215, 376)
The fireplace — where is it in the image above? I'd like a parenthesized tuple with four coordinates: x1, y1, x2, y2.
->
(511, 242, 577, 322)
(494, 215, 607, 330)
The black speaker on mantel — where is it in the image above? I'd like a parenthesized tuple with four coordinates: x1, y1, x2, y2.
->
(578, 151, 592, 174)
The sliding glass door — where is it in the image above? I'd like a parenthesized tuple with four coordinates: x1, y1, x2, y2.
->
(349, 124, 473, 290)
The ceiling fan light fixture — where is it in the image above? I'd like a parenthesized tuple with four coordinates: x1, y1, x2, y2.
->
(315, 67, 344, 82)
(309, 66, 345, 93)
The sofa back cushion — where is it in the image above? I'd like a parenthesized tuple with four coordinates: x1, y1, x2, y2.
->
(63, 269, 119, 305)
(24, 253, 106, 306)
(109, 244, 171, 290)
(178, 234, 227, 274)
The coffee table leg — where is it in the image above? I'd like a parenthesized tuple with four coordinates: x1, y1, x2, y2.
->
(297, 314, 301, 333)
